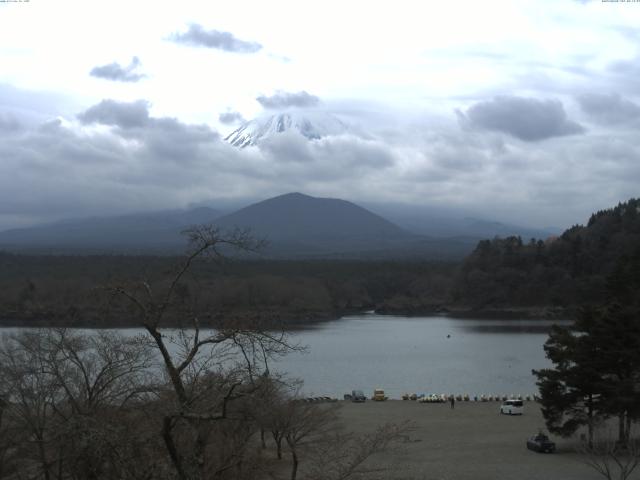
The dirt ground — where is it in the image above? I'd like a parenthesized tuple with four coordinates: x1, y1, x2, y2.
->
(334, 399, 605, 480)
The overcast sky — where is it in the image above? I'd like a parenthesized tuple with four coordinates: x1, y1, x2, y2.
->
(1, 0, 639, 231)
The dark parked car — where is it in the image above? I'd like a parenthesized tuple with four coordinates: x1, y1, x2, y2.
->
(351, 390, 366, 402)
(526, 433, 556, 453)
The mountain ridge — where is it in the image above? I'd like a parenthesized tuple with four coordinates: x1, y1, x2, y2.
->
(0, 192, 555, 259)
(0, 207, 221, 252)
(210, 192, 418, 257)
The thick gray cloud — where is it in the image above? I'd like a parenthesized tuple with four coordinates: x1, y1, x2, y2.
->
(0, 98, 398, 228)
(169, 24, 262, 53)
(609, 56, 640, 76)
(605, 56, 640, 94)
(257, 91, 320, 110)
(90, 57, 145, 82)
(0, 99, 228, 226)
(259, 130, 395, 178)
(77, 100, 218, 159)
(0, 113, 22, 134)
(78, 99, 151, 128)
(462, 96, 585, 141)
(1, 94, 638, 233)
(577, 93, 640, 124)
(219, 111, 245, 125)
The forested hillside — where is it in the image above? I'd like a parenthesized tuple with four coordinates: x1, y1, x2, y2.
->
(2, 199, 638, 326)
(453, 198, 640, 310)
(0, 255, 456, 327)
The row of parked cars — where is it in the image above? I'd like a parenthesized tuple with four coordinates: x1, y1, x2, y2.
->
(343, 389, 387, 402)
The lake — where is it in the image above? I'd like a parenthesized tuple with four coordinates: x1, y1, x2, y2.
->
(1, 313, 567, 400)
(272, 313, 567, 399)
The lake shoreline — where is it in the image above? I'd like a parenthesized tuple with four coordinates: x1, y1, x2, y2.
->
(0, 304, 572, 329)
(376, 305, 572, 320)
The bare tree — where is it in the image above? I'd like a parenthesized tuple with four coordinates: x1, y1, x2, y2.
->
(280, 401, 340, 480)
(252, 378, 301, 460)
(40, 329, 158, 480)
(0, 377, 21, 479)
(39, 329, 156, 414)
(579, 429, 640, 480)
(0, 331, 63, 480)
(0, 329, 159, 480)
(305, 421, 414, 480)
(107, 225, 298, 480)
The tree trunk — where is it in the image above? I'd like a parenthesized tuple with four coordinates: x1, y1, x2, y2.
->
(194, 425, 207, 480)
(146, 327, 188, 404)
(37, 435, 51, 480)
(290, 447, 298, 480)
(587, 396, 594, 449)
(272, 431, 283, 459)
(163, 416, 188, 480)
(618, 413, 626, 446)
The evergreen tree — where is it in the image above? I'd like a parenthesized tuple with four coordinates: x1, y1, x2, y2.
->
(534, 254, 640, 446)
(533, 313, 605, 447)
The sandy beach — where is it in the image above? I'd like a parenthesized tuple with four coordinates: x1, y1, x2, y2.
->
(335, 400, 603, 480)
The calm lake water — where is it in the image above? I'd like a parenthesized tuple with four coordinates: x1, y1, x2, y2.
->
(1, 313, 568, 399)
(272, 313, 568, 399)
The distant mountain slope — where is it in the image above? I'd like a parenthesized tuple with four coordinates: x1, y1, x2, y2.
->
(213, 192, 417, 256)
(401, 216, 557, 240)
(0, 207, 220, 253)
(0, 193, 480, 258)
(0, 191, 550, 259)
(225, 111, 349, 148)
(362, 203, 558, 240)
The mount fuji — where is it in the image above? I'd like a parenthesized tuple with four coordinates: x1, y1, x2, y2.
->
(225, 110, 350, 148)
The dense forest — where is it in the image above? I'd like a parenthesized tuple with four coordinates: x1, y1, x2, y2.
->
(0, 254, 456, 327)
(453, 198, 640, 312)
(1, 198, 638, 326)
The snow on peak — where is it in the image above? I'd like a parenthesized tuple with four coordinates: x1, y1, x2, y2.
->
(225, 110, 349, 148)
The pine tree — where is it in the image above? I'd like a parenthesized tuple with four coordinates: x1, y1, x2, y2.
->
(534, 256, 640, 446)
(533, 314, 605, 447)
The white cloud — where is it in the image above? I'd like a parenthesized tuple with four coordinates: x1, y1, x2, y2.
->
(90, 57, 145, 82)
(0, 94, 638, 231)
(169, 24, 262, 53)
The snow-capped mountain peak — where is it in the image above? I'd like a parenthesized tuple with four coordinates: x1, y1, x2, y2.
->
(225, 110, 349, 148)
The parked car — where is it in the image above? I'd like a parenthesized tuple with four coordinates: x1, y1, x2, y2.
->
(372, 388, 387, 401)
(500, 399, 524, 415)
(526, 433, 556, 453)
(351, 390, 366, 402)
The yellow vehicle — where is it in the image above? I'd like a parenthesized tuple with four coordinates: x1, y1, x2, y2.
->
(372, 388, 387, 401)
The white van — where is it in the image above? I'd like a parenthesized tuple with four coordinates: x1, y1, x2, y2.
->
(500, 399, 524, 415)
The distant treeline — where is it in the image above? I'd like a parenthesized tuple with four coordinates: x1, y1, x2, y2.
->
(0, 254, 457, 327)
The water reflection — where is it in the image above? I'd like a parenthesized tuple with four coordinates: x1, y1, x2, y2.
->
(457, 323, 564, 334)
(273, 313, 570, 398)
